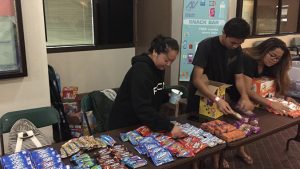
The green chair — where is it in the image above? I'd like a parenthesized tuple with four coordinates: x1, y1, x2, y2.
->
(80, 95, 93, 135)
(0, 107, 61, 155)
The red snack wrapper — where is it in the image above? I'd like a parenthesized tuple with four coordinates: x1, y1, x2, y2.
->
(136, 126, 151, 136)
(179, 136, 207, 154)
(167, 142, 194, 157)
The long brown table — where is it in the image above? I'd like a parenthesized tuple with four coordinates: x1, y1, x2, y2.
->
(224, 108, 300, 147)
(216, 107, 300, 169)
(3, 108, 300, 169)
(52, 115, 226, 169)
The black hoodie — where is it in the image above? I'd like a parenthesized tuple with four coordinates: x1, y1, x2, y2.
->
(108, 53, 174, 131)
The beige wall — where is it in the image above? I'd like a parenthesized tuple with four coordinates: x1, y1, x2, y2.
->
(0, 0, 51, 151)
(47, 48, 135, 93)
(0, 0, 50, 115)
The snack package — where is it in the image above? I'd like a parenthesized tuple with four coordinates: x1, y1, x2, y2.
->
(179, 136, 207, 154)
(267, 97, 300, 118)
(127, 131, 143, 146)
(167, 142, 194, 157)
(135, 126, 151, 137)
(155, 135, 176, 148)
(122, 155, 147, 168)
(99, 135, 116, 146)
(147, 147, 174, 166)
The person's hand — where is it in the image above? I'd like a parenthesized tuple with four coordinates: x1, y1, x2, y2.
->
(270, 101, 290, 116)
(286, 97, 299, 105)
(170, 125, 187, 138)
(237, 98, 255, 111)
(216, 99, 234, 115)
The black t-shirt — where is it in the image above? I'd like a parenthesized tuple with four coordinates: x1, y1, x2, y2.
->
(186, 36, 243, 113)
(243, 54, 274, 78)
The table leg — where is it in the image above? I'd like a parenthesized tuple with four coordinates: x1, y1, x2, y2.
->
(192, 161, 199, 169)
(286, 123, 300, 151)
(219, 151, 224, 169)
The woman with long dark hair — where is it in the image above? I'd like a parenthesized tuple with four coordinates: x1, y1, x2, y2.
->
(243, 37, 297, 115)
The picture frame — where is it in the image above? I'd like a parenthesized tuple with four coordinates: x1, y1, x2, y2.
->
(0, 0, 27, 79)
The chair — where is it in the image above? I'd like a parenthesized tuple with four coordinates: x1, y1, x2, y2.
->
(289, 37, 300, 60)
(0, 106, 61, 155)
(81, 89, 117, 135)
(80, 95, 93, 135)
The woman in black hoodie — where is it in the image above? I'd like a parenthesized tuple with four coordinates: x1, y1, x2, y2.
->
(108, 35, 186, 138)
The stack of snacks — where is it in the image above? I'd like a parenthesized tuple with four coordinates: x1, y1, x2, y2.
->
(60, 136, 107, 158)
(1, 151, 35, 169)
(71, 153, 100, 169)
(0, 148, 70, 169)
(178, 136, 207, 154)
(165, 141, 194, 158)
(234, 117, 260, 136)
(267, 97, 300, 118)
(124, 131, 143, 146)
(99, 135, 116, 146)
(134, 136, 159, 155)
(95, 148, 126, 169)
(93, 145, 147, 169)
(154, 135, 194, 158)
(31, 147, 70, 169)
(133, 136, 174, 166)
(122, 156, 148, 169)
(180, 123, 225, 147)
(112, 145, 147, 168)
(201, 120, 246, 142)
(144, 144, 174, 166)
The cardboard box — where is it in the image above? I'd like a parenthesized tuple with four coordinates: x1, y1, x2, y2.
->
(196, 75, 231, 119)
(252, 77, 275, 98)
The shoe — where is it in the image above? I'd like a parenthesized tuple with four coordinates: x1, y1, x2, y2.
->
(237, 153, 253, 165)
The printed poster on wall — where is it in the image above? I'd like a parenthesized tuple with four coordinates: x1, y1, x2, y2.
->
(179, 0, 228, 81)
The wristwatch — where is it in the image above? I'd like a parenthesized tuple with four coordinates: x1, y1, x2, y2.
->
(214, 96, 221, 102)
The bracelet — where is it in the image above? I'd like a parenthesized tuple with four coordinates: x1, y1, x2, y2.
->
(214, 96, 221, 102)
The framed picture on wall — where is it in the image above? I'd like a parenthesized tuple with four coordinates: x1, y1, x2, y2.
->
(0, 0, 27, 79)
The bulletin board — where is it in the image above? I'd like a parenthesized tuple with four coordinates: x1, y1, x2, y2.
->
(179, 0, 229, 81)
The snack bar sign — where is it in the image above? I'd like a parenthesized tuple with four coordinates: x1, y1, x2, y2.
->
(179, 0, 228, 81)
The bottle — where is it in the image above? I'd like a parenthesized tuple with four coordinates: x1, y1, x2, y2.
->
(219, 0, 226, 18)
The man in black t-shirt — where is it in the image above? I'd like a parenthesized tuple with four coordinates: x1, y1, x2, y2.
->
(187, 17, 254, 115)
(187, 18, 254, 168)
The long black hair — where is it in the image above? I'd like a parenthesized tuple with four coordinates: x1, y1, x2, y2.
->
(244, 38, 291, 95)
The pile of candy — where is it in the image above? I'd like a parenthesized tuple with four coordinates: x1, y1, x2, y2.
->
(234, 117, 260, 137)
(71, 153, 101, 169)
(179, 123, 225, 147)
(267, 97, 300, 118)
(0, 148, 70, 169)
(69, 135, 147, 169)
(60, 135, 107, 158)
(93, 144, 147, 169)
(121, 125, 216, 166)
(201, 120, 246, 142)
(121, 130, 175, 166)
